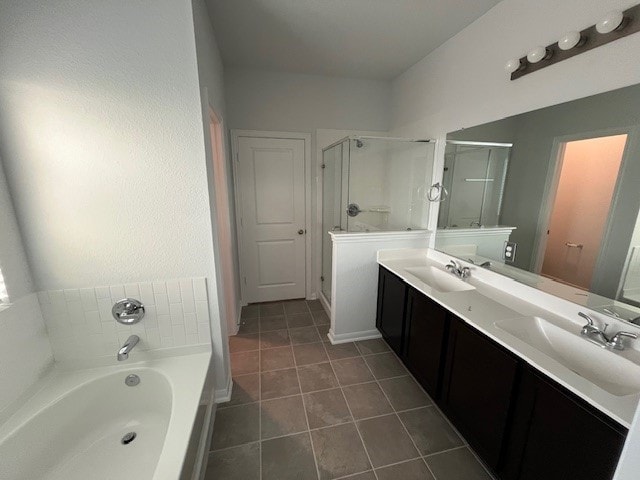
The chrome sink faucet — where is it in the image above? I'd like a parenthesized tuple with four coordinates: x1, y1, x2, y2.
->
(117, 335, 140, 361)
(579, 312, 638, 351)
(445, 259, 471, 279)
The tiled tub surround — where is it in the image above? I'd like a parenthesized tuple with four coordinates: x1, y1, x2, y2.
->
(38, 278, 212, 362)
(206, 300, 493, 480)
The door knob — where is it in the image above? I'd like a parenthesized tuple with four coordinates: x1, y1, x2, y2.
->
(298, 229, 305, 235)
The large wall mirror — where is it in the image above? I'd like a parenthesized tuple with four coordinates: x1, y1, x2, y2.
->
(435, 83, 640, 326)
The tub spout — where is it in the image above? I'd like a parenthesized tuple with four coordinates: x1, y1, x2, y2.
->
(117, 335, 140, 361)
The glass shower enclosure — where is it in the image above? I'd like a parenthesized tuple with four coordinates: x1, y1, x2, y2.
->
(321, 136, 435, 303)
(438, 141, 511, 229)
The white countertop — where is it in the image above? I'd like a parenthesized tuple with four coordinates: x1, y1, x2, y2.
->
(378, 248, 640, 428)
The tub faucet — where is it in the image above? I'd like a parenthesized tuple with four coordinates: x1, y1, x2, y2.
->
(117, 335, 140, 361)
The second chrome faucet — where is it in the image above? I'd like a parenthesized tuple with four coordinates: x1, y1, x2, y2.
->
(579, 312, 637, 351)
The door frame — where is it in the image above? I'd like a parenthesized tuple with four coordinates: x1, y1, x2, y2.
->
(231, 129, 313, 304)
(531, 126, 634, 277)
(208, 108, 239, 335)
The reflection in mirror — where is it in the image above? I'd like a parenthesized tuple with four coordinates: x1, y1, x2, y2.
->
(435, 83, 640, 327)
(439, 142, 511, 229)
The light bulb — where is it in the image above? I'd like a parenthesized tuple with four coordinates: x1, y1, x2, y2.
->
(558, 31, 582, 50)
(504, 58, 522, 74)
(596, 10, 624, 34)
(527, 46, 549, 64)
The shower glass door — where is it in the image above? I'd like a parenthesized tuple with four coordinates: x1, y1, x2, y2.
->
(321, 141, 346, 303)
(347, 138, 434, 231)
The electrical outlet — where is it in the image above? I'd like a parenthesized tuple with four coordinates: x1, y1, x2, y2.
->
(504, 241, 517, 263)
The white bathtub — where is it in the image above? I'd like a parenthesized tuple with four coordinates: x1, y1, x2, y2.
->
(0, 350, 211, 480)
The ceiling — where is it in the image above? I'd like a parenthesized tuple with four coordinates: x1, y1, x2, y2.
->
(206, 0, 503, 80)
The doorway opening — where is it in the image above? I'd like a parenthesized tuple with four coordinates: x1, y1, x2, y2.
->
(539, 134, 628, 290)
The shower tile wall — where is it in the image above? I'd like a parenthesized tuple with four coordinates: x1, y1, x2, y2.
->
(38, 278, 211, 362)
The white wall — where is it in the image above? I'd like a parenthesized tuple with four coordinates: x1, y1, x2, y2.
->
(329, 232, 430, 343)
(0, 160, 33, 301)
(391, 0, 640, 138)
(225, 68, 391, 133)
(0, 162, 54, 421)
(388, 0, 640, 476)
(0, 0, 229, 395)
(191, 0, 234, 394)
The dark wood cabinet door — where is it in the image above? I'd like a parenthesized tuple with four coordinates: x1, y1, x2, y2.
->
(376, 267, 407, 355)
(441, 315, 520, 471)
(502, 367, 627, 480)
(403, 287, 449, 398)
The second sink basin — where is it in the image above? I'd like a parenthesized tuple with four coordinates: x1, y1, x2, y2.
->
(495, 316, 640, 397)
(404, 266, 476, 293)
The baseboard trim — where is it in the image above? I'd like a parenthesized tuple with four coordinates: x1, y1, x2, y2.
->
(318, 291, 331, 316)
(327, 328, 381, 345)
(213, 375, 233, 403)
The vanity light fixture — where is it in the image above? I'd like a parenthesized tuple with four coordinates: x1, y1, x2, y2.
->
(596, 10, 625, 34)
(509, 3, 640, 80)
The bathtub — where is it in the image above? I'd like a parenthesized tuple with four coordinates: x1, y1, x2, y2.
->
(0, 349, 211, 480)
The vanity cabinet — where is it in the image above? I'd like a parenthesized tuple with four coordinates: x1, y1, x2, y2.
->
(375, 265, 627, 480)
(403, 287, 449, 398)
(501, 366, 626, 480)
(376, 267, 407, 355)
(440, 315, 520, 471)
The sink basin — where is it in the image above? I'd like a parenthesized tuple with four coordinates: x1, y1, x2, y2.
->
(495, 316, 640, 396)
(404, 266, 476, 294)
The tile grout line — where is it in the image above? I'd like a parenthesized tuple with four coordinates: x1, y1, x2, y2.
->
(237, 303, 490, 479)
(321, 339, 381, 480)
(422, 444, 467, 458)
(358, 348, 435, 479)
(231, 348, 409, 378)
(333, 470, 376, 480)
(232, 300, 322, 480)
(368, 345, 494, 479)
(385, 346, 471, 450)
(289, 305, 322, 480)
(213, 404, 453, 448)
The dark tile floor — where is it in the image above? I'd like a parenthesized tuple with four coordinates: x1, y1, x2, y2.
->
(205, 299, 495, 480)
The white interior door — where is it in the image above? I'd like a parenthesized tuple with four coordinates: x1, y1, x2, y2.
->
(237, 136, 306, 303)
